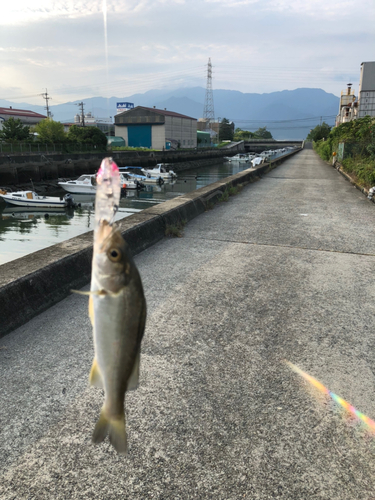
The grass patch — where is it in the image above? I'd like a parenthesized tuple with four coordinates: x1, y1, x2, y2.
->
(165, 219, 187, 238)
(219, 183, 245, 201)
(341, 156, 375, 188)
(218, 189, 229, 202)
(205, 201, 215, 211)
(111, 146, 157, 151)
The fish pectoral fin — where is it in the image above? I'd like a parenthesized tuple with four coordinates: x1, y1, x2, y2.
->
(92, 409, 127, 455)
(89, 358, 104, 388)
(88, 295, 94, 326)
(127, 349, 140, 391)
(71, 289, 108, 296)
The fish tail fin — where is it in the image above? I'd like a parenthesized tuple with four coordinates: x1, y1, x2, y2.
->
(92, 408, 128, 455)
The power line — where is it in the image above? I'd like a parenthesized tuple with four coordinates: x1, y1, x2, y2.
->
(232, 115, 337, 124)
(0, 93, 41, 101)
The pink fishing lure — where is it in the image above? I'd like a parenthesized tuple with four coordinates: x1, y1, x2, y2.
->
(95, 157, 121, 229)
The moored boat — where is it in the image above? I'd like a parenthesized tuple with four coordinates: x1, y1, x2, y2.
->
(226, 154, 249, 163)
(0, 190, 72, 208)
(142, 163, 177, 179)
(120, 167, 164, 185)
(58, 173, 143, 194)
(58, 174, 97, 194)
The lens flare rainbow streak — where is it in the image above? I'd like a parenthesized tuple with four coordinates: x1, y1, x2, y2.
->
(286, 361, 375, 433)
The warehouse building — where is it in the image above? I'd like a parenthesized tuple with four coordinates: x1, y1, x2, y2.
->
(197, 130, 211, 147)
(0, 107, 47, 128)
(358, 61, 375, 119)
(114, 106, 197, 150)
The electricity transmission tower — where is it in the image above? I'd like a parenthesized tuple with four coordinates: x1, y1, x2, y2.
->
(76, 102, 85, 127)
(41, 89, 52, 119)
(203, 58, 215, 131)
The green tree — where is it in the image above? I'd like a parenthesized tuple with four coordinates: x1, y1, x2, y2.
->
(253, 127, 273, 139)
(219, 118, 234, 141)
(33, 119, 66, 143)
(233, 128, 255, 141)
(0, 118, 30, 142)
(67, 125, 107, 149)
(306, 122, 331, 142)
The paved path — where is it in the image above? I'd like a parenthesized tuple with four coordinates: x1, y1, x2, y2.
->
(1, 149, 375, 499)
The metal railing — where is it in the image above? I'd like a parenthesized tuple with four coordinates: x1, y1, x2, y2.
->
(0, 142, 105, 155)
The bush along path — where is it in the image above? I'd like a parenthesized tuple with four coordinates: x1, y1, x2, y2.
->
(312, 116, 375, 190)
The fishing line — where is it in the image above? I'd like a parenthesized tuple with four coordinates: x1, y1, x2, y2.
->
(103, 0, 110, 122)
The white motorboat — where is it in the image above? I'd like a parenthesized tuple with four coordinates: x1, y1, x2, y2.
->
(120, 172, 144, 190)
(142, 163, 177, 179)
(58, 174, 97, 194)
(0, 189, 71, 208)
(227, 154, 249, 163)
(58, 173, 142, 194)
(121, 167, 164, 185)
(262, 150, 276, 156)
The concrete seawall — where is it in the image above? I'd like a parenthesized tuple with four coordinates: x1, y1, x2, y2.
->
(0, 149, 301, 338)
(0, 150, 228, 185)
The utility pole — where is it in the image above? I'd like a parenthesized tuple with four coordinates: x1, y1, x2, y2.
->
(41, 88, 52, 119)
(203, 58, 215, 134)
(76, 102, 85, 127)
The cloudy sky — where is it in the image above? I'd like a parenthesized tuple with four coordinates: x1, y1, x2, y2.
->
(0, 0, 374, 107)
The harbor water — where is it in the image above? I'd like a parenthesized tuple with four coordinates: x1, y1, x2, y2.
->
(0, 155, 284, 265)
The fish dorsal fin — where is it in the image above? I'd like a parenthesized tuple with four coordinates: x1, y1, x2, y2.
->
(89, 358, 104, 388)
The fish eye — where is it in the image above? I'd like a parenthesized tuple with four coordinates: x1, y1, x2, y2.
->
(108, 248, 122, 262)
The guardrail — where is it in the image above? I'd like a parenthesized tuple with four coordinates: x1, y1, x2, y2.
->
(0, 142, 104, 155)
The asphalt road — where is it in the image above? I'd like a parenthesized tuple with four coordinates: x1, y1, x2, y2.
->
(1, 149, 375, 499)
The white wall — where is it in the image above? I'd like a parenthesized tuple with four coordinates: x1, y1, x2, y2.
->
(358, 91, 375, 118)
(165, 116, 197, 148)
(114, 125, 128, 145)
(151, 125, 165, 150)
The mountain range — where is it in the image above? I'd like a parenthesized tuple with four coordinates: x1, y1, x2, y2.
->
(0, 87, 339, 140)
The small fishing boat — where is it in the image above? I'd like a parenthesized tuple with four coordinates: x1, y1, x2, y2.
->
(225, 154, 249, 163)
(58, 174, 97, 194)
(0, 189, 72, 208)
(0, 189, 74, 208)
(142, 164, 177, 179)
(120, 167, 164, 185)
(119, 172, 145, 190)
(58, 173, 143, 194)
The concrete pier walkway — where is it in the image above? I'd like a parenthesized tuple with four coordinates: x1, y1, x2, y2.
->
(1, 149, 375, 499)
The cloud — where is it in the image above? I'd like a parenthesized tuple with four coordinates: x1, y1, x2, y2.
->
(0, 0, 373, 103)
(0, 0, 127, 26)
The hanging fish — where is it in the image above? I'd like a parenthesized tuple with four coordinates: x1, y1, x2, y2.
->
(89, 157, 146, 454)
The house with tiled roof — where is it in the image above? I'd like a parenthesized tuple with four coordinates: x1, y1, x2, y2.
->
(0, 107, 47, 128)
(114, 106, 197, 149)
